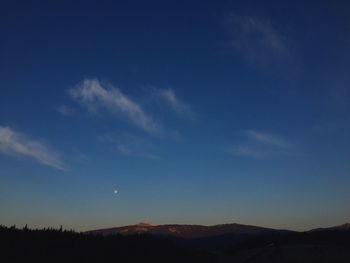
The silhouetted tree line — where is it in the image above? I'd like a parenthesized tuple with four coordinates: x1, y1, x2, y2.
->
(0, 225, 217, 263)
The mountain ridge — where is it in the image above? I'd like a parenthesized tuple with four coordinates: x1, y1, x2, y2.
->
(309, 223, 350, 232)
(85, 222, 285, 239)
(86, 222, 350, 238)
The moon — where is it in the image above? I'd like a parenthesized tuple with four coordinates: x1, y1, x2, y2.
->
(114, 190, 118, 194)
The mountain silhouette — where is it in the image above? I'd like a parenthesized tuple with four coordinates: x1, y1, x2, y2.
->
(85, 222, 278, 238)
(309, 223, 350, 232)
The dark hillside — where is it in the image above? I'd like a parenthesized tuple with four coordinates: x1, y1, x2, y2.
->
(0, 226, 216, 263)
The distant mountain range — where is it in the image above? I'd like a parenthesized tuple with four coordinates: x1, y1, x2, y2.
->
(85, 222, 350, 253)
(308, 223, 350, 232)
(86, 222, 350, 238)
(85, 222, 288, 238)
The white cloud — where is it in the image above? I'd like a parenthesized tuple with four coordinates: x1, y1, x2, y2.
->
(69, 79, 160, 134)
(227, 14, 289, 67)
(0, 126, 65, 170)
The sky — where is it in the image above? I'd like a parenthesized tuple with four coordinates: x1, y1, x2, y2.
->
(0, 0, 350, 231)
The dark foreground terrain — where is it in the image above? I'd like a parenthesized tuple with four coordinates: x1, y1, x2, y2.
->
(1, 224, 350, 262)
(0, 225, 215, 263)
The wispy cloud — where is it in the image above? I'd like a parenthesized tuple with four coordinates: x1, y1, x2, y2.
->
(69, 79, 160, 134)
(143, 86, 195, 119)
(0, 126, 65, 170)
(56, 104, 75, 116)
(228, 145, 266, 158)
(157, 89, 193, 116)
(246, 130, 291, 148)
(98, 133, 160, 159)
(226, 14, 289, 67)
(228, 130, 292, 158)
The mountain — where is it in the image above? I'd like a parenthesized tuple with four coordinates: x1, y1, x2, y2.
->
(85, 222, 279, 239)
(309, 223, 350, 232)
(225, 223, 350, 263)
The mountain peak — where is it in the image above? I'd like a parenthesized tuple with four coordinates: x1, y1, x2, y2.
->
(135, 222, 153, 227)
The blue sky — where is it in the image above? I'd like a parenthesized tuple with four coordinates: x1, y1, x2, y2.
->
(1, 0, 350, 231)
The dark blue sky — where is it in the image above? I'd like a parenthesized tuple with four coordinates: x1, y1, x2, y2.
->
(1, 0, 350, 231)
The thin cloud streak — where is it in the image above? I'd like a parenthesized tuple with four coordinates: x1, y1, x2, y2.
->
(228, 144, 291, 159)
(56, 104, 75, 116)
(228, 145, 265, 158)
(228, 130, 292, 158)
(157, 89, 193, 116)
(69, 79, 160, 134)
(0, 126, 65, 170)
(98, 133, 160, 159)
(246, 130, 291, 148)
(227, 14, 289, 67)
